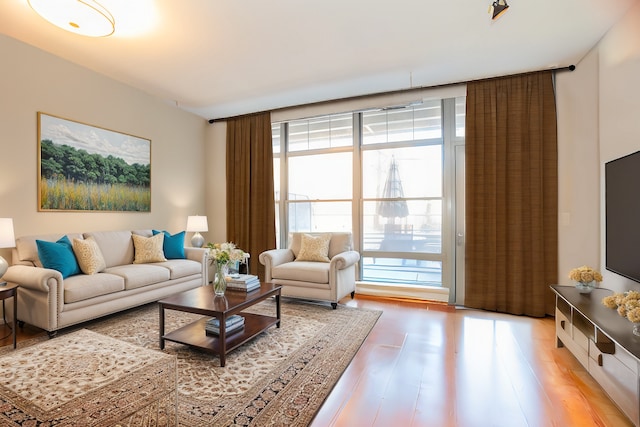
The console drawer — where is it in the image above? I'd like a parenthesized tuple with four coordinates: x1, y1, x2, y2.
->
(589, 343, 639, 425)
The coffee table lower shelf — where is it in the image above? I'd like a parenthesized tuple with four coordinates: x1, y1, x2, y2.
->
(162, 313, 279, 357)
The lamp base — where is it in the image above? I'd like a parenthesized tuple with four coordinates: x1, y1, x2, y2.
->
(0, 255, 8, 279)
(191, 232, 205, 248)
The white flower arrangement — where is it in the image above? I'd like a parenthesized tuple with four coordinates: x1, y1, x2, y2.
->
(206, 242, 249, 265)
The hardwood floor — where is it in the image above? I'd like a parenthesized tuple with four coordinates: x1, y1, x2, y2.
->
(0, 296, 632, 427)
(311, 296, 632, 427)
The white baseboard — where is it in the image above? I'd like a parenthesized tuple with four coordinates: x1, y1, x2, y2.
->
(355, 281, 449, 303)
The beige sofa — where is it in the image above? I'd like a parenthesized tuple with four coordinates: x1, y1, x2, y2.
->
(3, 229, 207, 336)
(259, 232, 360, 309)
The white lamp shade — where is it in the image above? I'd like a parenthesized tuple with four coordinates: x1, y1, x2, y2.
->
(186, 216, 208, 232)
(28, 0, 115, 37)
(0, 218, 15, 249)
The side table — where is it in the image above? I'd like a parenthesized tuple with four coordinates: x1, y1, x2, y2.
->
(0, 282, 18, 349)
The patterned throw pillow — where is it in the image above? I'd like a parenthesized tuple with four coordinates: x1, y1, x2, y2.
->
(295, 233, 331, 262)
(72, 237, 106, 275)
(132, 233, 167, 264)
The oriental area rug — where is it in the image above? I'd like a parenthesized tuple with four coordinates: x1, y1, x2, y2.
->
(0, 299, 381, 427)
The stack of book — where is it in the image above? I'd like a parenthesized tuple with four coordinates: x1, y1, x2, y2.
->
(205, 314, 245, 336)
(225, 274, 260, 292)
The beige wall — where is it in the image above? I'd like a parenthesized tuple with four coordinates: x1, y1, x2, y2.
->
(556, 1, 640, 292)
(204, 122, 227, 243)
(597, 0, 640, 292)
(556, 48, 601, 286)
(0, 34, 210, 263)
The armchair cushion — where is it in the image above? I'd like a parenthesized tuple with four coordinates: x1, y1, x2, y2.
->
(296, 233, 331, 262)
(273, 261, 329, 284)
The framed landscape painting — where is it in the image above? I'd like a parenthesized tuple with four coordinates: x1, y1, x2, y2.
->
(37, 112, 151, 212)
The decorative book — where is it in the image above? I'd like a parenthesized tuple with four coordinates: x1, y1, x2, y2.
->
(226, 274, 259, 284)
(206, 319, 245, 336)
(227, 282, 260, 292)
(206, 314, 243, 329)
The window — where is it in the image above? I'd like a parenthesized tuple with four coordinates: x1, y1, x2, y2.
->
(272, 97, 464, 289)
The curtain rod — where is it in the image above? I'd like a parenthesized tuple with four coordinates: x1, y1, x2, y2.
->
(208, 65, 575, 123)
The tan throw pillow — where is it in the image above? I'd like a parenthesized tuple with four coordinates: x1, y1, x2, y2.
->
(132, 233, 167, 264)
(72, 237, 106, 275)
(296, 233, 331, 262)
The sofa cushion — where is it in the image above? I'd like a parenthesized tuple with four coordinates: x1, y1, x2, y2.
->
(272, 261, 329, 284)
(84, 231, 135, 268)
(152, 230, 186, 259)
(64, 273, 125, 304)
(105, 264, 171, 290)
(36, 236, 81, 279)
(132, 233, 167, 264)
(156, 259, 201, 280)
(72, 237, 106, 275)
(296, 233, 331, 262)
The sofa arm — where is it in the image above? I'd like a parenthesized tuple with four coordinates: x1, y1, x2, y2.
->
(330, 250, 360, 270)
(259, 249, 295, 282)
(184, 247, 207, 264)
(184, 247, 208, 285)
(259, 249, 294, 268)
(3, 265, 62, 293)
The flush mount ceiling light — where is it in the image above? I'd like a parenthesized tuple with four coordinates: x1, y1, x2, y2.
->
(490, 0, 509, 20)
(28, 0, 115, 37)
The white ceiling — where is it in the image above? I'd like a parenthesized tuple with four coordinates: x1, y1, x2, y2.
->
(1, 0, 637, 120)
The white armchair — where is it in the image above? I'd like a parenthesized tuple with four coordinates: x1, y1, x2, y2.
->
(259, 232, 360, 309)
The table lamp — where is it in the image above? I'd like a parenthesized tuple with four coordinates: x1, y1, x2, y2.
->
(186, 215, 208, 248)
(0, 218, 16, 279)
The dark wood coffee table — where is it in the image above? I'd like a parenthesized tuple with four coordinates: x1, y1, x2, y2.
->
(159, 282, 281, 367)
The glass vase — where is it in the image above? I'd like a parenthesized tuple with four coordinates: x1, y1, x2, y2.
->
(634, 324, 640, 337)
(575, 280, 596, 294)
(213, 261, 229, 296)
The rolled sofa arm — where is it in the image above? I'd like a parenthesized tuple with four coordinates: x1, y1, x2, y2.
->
(3, 265, 62, 293)
(259, 249, 294, 268)
(330, 250, 360, 270)
(259, 249, 295, 282)
(184, 247, 208, 285)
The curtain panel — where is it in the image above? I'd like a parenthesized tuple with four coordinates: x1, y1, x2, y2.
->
(226, 113, 276, 280)
(464, 71, 558, 317)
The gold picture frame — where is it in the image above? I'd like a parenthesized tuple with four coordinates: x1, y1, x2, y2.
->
(37, 112, 151, 212)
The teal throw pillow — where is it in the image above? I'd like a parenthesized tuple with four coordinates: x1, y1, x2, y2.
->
(36, 235, 81, 278)
(152, 230, 186, 259)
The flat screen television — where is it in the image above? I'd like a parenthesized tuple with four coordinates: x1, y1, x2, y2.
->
(605, 150, 640, 283)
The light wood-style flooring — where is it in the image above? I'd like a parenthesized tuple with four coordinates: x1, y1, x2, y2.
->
(312, 295, 632, 427)
(0, 295, 631, 427)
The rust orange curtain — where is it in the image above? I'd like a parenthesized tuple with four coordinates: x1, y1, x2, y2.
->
(226, 113, 276, 281)
(464, 72, 557, 317)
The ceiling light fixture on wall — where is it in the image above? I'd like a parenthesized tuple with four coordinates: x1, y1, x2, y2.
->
(490, 0, 509, 20)
(28, 0, 115, 37)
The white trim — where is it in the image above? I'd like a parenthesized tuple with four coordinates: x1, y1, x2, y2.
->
(356, 281, 449, 303)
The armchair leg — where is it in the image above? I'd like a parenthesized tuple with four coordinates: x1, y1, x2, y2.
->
(331, 302, 337, 309)
(351, 291, 355, 299)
